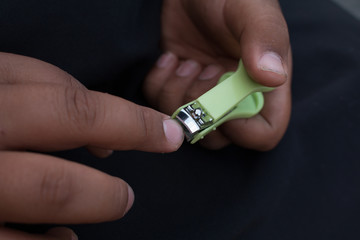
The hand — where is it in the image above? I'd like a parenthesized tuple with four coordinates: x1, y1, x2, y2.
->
(0, 52, 184, 239)
(144, 0, 292, 150)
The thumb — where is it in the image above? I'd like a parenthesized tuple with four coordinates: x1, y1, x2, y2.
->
(224, 0, 291, 87)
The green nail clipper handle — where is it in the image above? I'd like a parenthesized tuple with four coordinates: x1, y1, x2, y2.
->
(172, 60, 273, 144)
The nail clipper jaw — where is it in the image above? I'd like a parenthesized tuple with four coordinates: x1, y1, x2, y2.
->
(175, 102, 213, 142)
(175, 109, 200, 141)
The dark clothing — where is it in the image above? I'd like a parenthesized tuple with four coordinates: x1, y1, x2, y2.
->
(1, 0, 360, 239)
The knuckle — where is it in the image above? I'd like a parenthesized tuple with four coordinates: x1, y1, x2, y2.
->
(63, 72, 86, 89)
(39, 165, 72, 208)
(133, 106, 153, 146)
(61, 87, 103, 133)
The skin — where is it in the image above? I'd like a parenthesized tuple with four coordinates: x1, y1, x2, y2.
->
(144, 0, 292, 150)
(0, 53, 184, 239)
(1, 0, 291, 238)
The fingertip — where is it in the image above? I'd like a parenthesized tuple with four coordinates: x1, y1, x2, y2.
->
(258, 52, 287, 78)
(124, 184, 134, 217)
(254, 51, 288, 87)
(243, 51, 288, 88)
(87, 146, 113, 158)
(47, 227, 78, 240)
(105, 177, 135, 221)
(175, 60, 200, 77)
(144, 52, 179, 105)
(198, 64, 222, 81)
(156, 51, 177, 68)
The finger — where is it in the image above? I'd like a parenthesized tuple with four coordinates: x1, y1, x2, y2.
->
(183, 64, 231, 149)
(224, 0, 291, 87)
(157, 59, 202, 114)
(0, 151, 134, 224)
(143, 52, 179, 106)
(46, 227, 78, 240)
(0, 227, 77, 240)
(0, 52, 83, 88)
(198, 130, 231, 150)
(0, 84, 184, 153)
(86, 146, 114, 158)
(221, 79, 291, 151)
(184, 64, 224, 103)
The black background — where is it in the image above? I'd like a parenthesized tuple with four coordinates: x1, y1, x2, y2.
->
(1, 0, 360, 239)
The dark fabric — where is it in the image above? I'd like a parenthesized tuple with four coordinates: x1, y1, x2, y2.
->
(0, 0, 162, 100)
(1, 0, 360, 239)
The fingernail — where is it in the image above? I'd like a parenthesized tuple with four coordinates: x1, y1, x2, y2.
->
(124, 185, 134, 216)
(103, 149, 114, 157)
(47, 227, 78, 240)
(96, 149, 114, 158)
(163, 119, 184, 146)
(176, 60, 199, 77)
(198, 64, 221, 80)
(72, 231, 78, 240)
(258, 52, 286, 76)
(157, 52, 176, 68)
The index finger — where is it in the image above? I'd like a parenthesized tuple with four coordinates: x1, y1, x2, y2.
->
(0, 84, 184, 153)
